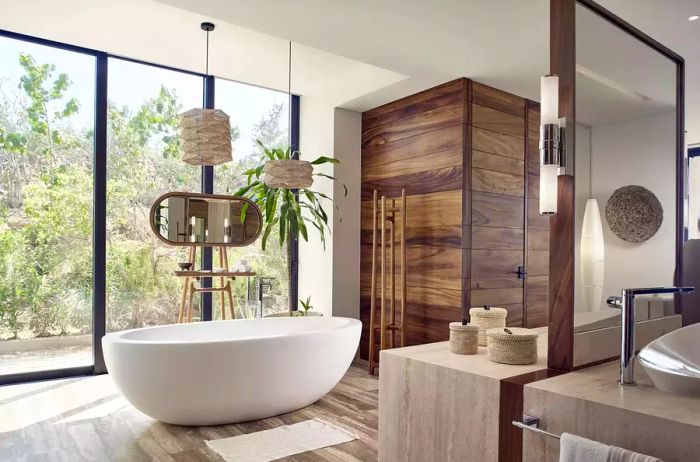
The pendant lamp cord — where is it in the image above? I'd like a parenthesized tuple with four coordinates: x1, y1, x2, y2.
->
(205, 29, 210, 76)
(288, 41, 292, 148)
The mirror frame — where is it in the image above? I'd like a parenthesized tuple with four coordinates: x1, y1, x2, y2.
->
(548, 0, 686, 372)
(148, 191, 263, 247)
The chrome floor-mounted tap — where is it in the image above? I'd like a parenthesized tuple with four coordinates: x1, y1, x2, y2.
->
(617, 286, 694, 386)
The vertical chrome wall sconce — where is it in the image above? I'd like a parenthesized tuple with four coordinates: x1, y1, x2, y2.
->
(539, 75, 570, 215)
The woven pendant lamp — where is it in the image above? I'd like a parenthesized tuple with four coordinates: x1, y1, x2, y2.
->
(263, 42, 314, 189)
(178, 22, 233, 166)
(179, 108, 232, 165)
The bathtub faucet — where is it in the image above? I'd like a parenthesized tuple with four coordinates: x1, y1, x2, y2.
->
(256, 277, 274, 318)
(619, 286, 694, 386)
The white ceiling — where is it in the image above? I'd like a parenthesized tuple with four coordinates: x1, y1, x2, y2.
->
(1, 0, 698, 142)
(155, 0, 699, 142)
(576, 3, 676, 127)
(153, 0, 551, 111)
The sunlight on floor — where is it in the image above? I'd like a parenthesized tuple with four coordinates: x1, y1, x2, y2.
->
(0, 374, 119, 433)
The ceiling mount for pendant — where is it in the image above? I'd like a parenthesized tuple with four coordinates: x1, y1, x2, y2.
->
(201, 22, 215, 32)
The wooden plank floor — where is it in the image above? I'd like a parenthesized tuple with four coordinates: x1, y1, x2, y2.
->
(0, 365, 378, 461)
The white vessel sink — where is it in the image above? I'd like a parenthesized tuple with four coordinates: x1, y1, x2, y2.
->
(639, 323, 700, 395)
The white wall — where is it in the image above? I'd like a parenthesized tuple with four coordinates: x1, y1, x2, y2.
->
(298, 99, 362, 318)
(332, 109, 362, 319)
(575, 112, 676, 310)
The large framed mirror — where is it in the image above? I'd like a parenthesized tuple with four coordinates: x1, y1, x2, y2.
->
(149, 192, 263, 247)
(572, 0, 685, 367)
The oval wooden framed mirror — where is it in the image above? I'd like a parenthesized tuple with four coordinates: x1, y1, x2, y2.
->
(149, 192, 263, 247)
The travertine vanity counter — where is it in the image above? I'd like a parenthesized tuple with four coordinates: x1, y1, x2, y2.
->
(379, 329, 548, 462)
(524, 360, 700, 462)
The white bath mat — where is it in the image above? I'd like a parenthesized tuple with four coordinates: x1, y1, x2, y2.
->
(205, 418, 358, 462)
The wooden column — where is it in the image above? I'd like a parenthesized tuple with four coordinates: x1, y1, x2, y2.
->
(547, 0, 576, 372)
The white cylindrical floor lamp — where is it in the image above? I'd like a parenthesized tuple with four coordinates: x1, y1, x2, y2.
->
(580, 198, 605, 311)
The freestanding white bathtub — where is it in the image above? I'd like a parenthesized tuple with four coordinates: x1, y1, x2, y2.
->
(102, 316, 361, 426)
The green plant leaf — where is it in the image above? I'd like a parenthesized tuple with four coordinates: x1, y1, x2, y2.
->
(240, 202, 249, 224)
(264, 188, 278, 223)
(261, 216, 279, 250)
(310, 156, 340, 165)
(234, 183, 255, 197)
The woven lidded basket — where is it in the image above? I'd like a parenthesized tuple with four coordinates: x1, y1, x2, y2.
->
(469, 306, 507, 346)
(449, 322, 479, 355)
(486, 327, 539, 365)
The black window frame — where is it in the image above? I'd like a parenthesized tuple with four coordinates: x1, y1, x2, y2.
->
(0, 28, 299, 385)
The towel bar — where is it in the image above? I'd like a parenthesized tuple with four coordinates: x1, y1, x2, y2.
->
(512, 415, 561, 439)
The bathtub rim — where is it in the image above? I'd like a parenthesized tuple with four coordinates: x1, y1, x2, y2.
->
(102, 316, 361, 346)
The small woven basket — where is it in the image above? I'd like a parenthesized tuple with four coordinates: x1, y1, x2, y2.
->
(449, 323, 479, 355)
(486, 327, 539, 365)
(469, 306, 508, 346)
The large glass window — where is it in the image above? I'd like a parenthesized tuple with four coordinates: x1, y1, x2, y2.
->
(0, 37, 95, 374)
(106, 58, 203, 331)
(214, 79, 290, 317)
(0, 32, 299, 383)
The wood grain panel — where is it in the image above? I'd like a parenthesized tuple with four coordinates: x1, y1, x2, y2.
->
(528, 144, 540, 165)
(471, 226, 524, 250)
(362, 101, 464, 149)
(472, 127, 524, 160)
(472, 168, 525, 197)
(472, 150, 525, 176)
(362, 147, 462, 182)
(360, 245, 463, 291)
(503, 303, 524, 327)
(471, 250, 523, 279)
(472, 191, 524, 228)
(471, 278, 523, 290)
(360, 225, 462, 248)
(526, 276, 549, 328)
(528, 250, 549, 277)
(358, 190, 462, 228)
(362, 124, 464, 168)
(548, 176, 575, 371)
(362, 79, 465, 129)
(361, 166, 462, 200)
(472, 81, 526, 117)
(405, 246, 462, 289)
(472, 104, 525, 139)
(471, 288, 523, 306)
(528, 228, 550, 251)
(528, 173, 540, 199)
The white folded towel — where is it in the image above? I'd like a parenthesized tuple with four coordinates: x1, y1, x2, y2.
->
(608, 446, 663, 462)
(559, 433, 663, 462)
(560, 433, 610, 462)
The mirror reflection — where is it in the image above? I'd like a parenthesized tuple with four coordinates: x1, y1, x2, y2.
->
(574, 4, 678, 335)
(150, 193, 262, 246)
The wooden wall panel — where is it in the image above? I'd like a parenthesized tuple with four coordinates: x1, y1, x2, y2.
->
(362, 101, 464, 149)
(472, 104, 525, 139)
(361, 79, 467, 361)
(472, 127, 524, 159)
(360, 78, 550, 363)
(472, 150, 525, 176)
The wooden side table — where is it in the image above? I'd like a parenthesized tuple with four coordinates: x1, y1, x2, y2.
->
(173, 246, 255, 322)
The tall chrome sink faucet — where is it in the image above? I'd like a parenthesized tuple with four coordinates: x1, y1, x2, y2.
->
(617, 286, 694, 386)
